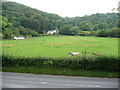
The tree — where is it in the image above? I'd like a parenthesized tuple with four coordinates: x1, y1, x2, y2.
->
(2, 28, 14, 39)
(96, 30, 108, 37)
(42, 30, 46, 35)
(109, 28, 119, 38)
(29, 30, 40, 37)
(69, 26, 79, 35)
(2, 2, 118, 38)
(59, 25, 73, 35)
(2, 16, 8, 29)
(18, 26, 27, 36)
(13, 28, 20, 37)
(97, 22, 108, 30)
(79, 21, 92, 31)
(54, 28, 59, 35)
(0, 33, 3, 39)
(78, 31, 90, 36)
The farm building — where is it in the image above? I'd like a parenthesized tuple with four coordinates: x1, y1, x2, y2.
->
(47, 30, 57, 34)
(13, 37, 25, 40)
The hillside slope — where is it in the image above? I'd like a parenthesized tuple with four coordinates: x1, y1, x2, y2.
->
(1, 1, 118, 38)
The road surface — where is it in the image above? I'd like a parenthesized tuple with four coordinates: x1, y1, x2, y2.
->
(2, 72, 119, 88)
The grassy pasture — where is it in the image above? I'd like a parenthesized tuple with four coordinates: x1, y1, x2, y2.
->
(2, 36, 118, 57)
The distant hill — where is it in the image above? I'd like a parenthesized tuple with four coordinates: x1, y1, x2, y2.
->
(1, 1, 118, 39)
(2, 2, 63, 33)
(65, 13, 118, 29)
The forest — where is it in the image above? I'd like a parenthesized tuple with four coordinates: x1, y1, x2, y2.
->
(0, 1, 119, 39)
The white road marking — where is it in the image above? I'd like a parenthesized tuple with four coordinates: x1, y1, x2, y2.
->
(40, 82, 47, 84)
(96, 85, 100, 87)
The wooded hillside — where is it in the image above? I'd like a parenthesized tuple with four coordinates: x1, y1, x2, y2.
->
(1, 1, 119, 39)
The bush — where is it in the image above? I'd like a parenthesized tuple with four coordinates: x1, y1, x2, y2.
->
(96, 30, 109, 37)
(26, 35, 32, 38)
(78, 31, 91, 36)
(108, 28, 120, 38)
(2, 55, 119, 72)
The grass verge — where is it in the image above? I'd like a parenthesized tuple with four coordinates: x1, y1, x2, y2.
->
(2, 66, 119, 78)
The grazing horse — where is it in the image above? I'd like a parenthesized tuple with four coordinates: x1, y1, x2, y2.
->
(92, 52, 102, 56)
(68, 52, 80, 56)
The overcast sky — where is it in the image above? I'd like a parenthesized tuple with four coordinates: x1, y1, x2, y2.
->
(6, 0, 119, 17)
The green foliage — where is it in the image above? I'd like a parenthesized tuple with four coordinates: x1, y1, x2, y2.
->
(97, 22, 108, 30)
(0, 33, 3, 39)
(2, 16, 8, 29)
(96, 30, 109, 37)
(78, 31, 91, 36)
(59, 25, 72, 35)
(2, 2, 118, 38)
(3, 66, 119, 78)
(79, 21, 92, 31)
(26, 35, 32, 38)
(69, 26, 79, 35)
(109, 28, 120, 38)
(2, 28, 14, 39)
(13, 28, 20, 37)
(96, 28, 120, 38)
(2, 2, 63, 36)
(2, 55, 119, 72)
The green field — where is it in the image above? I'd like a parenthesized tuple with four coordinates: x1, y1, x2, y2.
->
(2, 36, 118, 57)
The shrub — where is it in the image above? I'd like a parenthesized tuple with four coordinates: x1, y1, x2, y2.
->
(2, 55, 119, 72)
(96, 30, 109, 37)
(108, 28, 120, 38)
(79, 31, 91, 36)
(26, 35, 32, 38)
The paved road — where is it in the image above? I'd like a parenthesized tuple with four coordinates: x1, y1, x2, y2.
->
(2, 72, 118, 88)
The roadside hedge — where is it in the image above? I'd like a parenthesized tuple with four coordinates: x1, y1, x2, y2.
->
(2, 55, 119, 72)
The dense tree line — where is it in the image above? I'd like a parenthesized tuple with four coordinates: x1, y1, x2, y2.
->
(61, 13, 119, 37)
(0, 1, 119, 39)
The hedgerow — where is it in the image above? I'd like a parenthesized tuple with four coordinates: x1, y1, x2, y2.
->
(2, 55, 119, 72)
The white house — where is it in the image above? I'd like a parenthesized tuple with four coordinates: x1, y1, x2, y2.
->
(47, 30, 57, 34)
(13, 37, 25, 40)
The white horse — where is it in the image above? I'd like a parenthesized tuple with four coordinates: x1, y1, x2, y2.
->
(68, 52, 80, 56)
